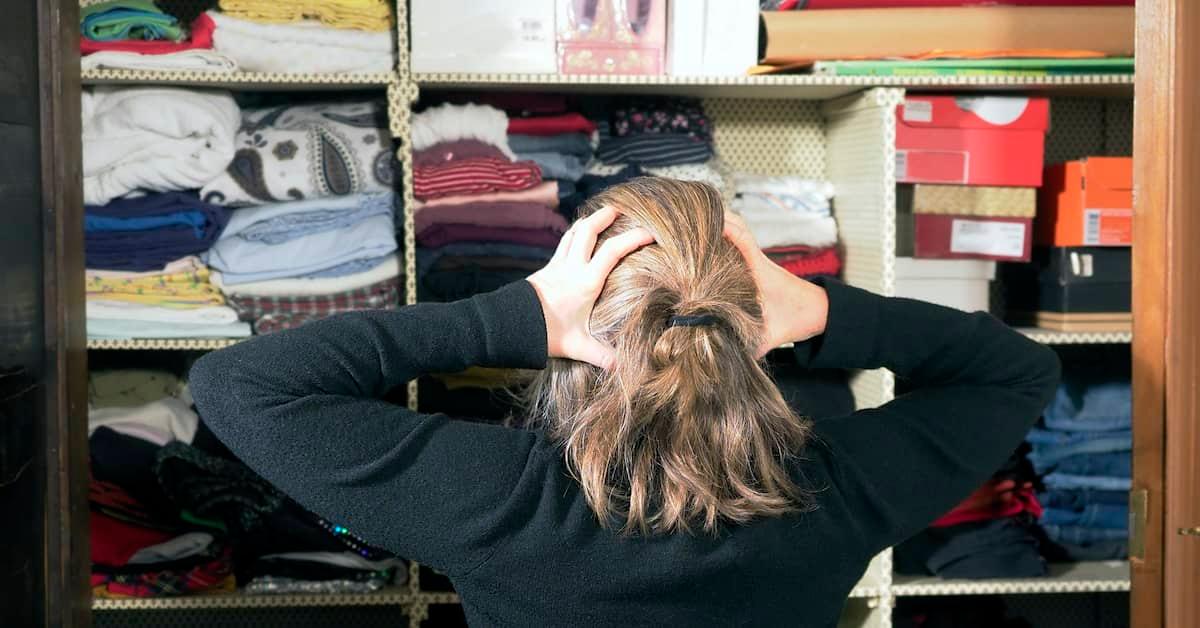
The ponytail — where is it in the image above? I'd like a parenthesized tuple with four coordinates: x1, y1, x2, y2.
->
(523, 178, 813, 535)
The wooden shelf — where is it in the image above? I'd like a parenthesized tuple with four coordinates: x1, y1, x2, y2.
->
(82, 69, 396, 90)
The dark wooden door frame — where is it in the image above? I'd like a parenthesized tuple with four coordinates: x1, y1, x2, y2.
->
(1132, 1, 1200, 626)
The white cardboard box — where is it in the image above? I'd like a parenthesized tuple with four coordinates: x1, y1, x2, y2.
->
(411, 1, 557, 74)
(895, 257, 996, 312)
(667, 0, 758, 76)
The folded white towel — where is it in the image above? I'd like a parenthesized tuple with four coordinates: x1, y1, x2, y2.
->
(81, 49, 239, 73)
(88, 396, 199, 446)
(83, 86, 240, 205)
(733, 198, 839, 249)
(208, 11, 395, 74)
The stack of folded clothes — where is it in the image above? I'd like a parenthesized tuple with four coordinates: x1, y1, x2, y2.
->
(82, 86, 250, 340)
(88, 376, 236, 598)
(86, 255, 249, 341)
(154, 440, 405, 595)
(502, 94, 596, 205)
(590, 97, 729, 196)
(80, 1, 236, 73)
(731, 174, 841, 278)
(895, 444, 1048, 579)
(412, 103, 566, 302)
(199, 100, 401, 333)
(205, 0, 395, 74)
(1029, 372, 1132, 561)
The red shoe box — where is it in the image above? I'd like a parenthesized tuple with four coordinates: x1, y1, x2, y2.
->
(913, 214, 1034, 262)
(896, 95, 1050, 187)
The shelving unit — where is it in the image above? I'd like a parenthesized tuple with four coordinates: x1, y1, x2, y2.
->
(85, 2, 1135, 627)
(892, 561, 1130, 597)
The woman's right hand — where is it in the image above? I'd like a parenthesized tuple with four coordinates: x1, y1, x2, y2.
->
(723, 212, 829, 356)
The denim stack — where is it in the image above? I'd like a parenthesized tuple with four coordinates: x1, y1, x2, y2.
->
(1028, 375, 1131, 560)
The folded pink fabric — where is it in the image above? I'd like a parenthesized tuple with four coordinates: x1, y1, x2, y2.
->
(415, 201, 568, 234)
(414, 181, 560, 210)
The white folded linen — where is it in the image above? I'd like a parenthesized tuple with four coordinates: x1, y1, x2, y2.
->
(81, 49, 239, 73)
(83, 86, 240, 205)
(208, 11, 395, 74)
(87, 301, 241, 324)
(88, 396, 199, 445)
(733, 198, 839, 249)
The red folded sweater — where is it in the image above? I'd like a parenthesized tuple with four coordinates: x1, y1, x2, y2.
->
(507, 113, 596, 137)
(81, 12, 215, 56)
(765, 246, 842, 278)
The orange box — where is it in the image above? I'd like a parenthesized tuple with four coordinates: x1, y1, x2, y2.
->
(1037, 157, 1133, 246)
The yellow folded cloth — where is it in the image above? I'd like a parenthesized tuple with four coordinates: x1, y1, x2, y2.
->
(86, 258, 226, 308)
(217, 0, 392, 31)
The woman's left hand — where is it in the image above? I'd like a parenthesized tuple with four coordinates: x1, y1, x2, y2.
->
(526, 206, 655, 370)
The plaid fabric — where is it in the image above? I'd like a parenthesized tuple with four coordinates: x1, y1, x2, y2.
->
(91, 546, 235, 598)
(227, 276, 401, 334)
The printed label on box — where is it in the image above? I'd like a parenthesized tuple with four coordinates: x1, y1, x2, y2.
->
(516, 17, 549, 42)
(949, 219, 1027, 258)
(1083, 208, 1133, 245)
(895, 150, 908, 180)
(902, 101, 933, 123)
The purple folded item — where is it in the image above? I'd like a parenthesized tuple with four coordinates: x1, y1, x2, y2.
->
(416, 224, 564, 249)
(414, 201, 569, 234)
(86, 191, 230, 271)
(412, 140, 509, 169)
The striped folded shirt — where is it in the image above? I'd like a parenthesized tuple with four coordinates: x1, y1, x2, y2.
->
(596, 134, 713, 167)
(414, 158, 542, 200)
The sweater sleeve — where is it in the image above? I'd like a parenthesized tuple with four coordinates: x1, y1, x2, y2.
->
(188, 281, 552, 575)
(792, 279, 1061, 555)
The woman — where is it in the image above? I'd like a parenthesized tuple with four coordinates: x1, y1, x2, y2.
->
(190, 178, 1060, 627)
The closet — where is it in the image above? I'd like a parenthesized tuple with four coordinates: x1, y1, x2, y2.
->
(7, 0, 1198, 627)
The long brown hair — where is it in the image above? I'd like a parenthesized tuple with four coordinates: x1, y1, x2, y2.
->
(523, 178, 814, 535)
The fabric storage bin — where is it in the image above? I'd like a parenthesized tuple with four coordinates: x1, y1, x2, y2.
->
(1037, 156, 1133, 246)
(895, 95, 1050, 187)
(410, 0, 558, 73)
(896, 257, 996, 313)
(557, 0, 666, 74)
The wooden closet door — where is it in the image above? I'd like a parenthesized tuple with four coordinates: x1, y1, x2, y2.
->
(1132, 1, 1200, 626)
(0, 0, 88, 626)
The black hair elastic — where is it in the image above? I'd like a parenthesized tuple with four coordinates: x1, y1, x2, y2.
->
(666, 314, 720, 328)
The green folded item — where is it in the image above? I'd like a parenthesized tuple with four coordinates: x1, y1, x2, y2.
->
(810, 57, 1135, 77)
(81, 0, 182, 42)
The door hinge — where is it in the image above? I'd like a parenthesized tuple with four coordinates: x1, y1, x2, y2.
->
(1130, 489, 1148, 561)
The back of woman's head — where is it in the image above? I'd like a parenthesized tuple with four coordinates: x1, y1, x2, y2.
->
(523, 177, 813, 535)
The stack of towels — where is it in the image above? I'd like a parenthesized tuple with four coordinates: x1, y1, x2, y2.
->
(731, 174, 842, 280)
(1029, 372, 1132, 561)
(412, 103, 567, 302)
(78, 0, 396, 74)
(201, 100, 402, 334)
(83, 87, 248, 339)
(80, 0, 238, 73)
(206, 0, 395, 74)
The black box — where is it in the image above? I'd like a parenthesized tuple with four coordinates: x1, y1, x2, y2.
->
(1001, 246, 1131, 314)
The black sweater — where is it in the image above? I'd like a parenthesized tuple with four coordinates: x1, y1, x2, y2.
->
(189, 279, 1060, 627)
